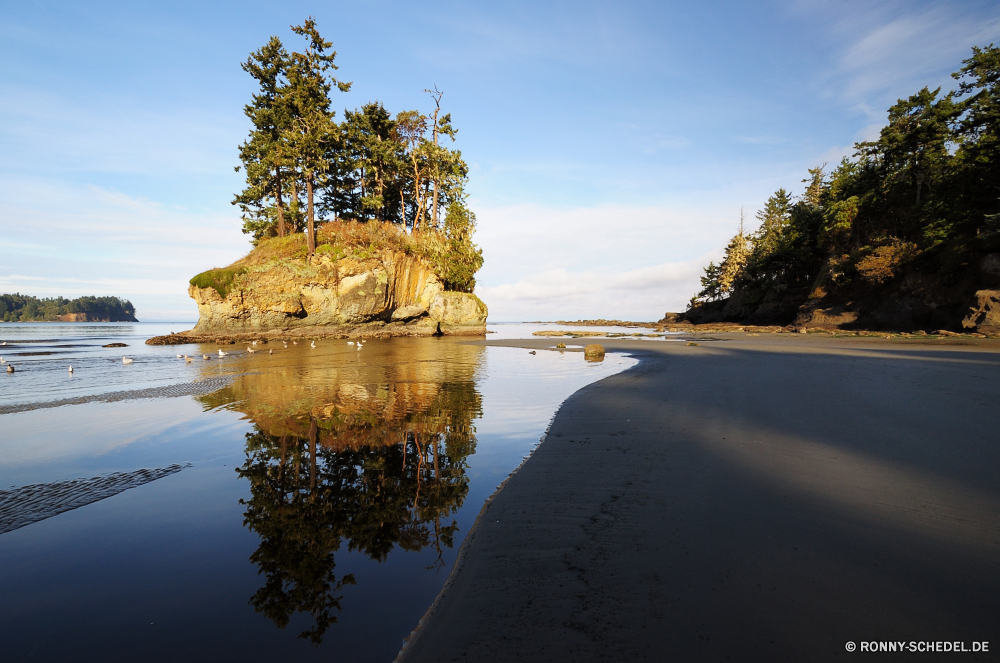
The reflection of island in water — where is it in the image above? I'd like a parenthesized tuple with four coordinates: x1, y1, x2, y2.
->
(198, 340, 484, 643)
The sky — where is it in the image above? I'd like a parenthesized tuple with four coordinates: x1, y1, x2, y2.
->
(2, 0, 998, 321)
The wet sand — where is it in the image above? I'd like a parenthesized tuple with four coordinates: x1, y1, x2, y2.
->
(399, 334, 1000, 661)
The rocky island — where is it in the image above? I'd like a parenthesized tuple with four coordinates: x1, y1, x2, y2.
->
(148, 221, 487, 345)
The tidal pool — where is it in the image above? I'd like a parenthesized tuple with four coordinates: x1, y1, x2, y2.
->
(0, 324, 635, 662)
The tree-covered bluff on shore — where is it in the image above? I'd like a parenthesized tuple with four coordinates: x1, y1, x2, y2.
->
(0, 294, 138, 322)
(688, 45, 1000, 333)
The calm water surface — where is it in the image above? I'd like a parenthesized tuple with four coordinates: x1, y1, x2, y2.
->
(0, 322, 635, 662)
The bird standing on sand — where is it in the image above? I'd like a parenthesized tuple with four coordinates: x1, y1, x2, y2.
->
(184, 355, 193, 363)
(310, 340, 316, 349)
(292, 341, 298, 345)
(269, 349, 273, 355)
(247, 346, 255, 354)
(203, 354, 210, 360)
(283, 343, 288, 348)
(347, 342, 354, 346)
(68, 366, 73, 373)
(218, 349, 227, 357)
(176, 354, 182, 358)
(122, 356, 133, 364)
(0, 357, 5, 363)
(6, 364, 13, 373)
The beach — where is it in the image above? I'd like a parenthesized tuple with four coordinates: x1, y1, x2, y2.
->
(399, 334, 1000, 661)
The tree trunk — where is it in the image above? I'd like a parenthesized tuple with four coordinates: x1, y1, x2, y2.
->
(309, 418, 317, 498)
(400, 189, 407, 230)
(431, 109, 440, 229)
(275, 168, 286, 238)
(307, 175, 316, 256)
(412, 159, 424, 231)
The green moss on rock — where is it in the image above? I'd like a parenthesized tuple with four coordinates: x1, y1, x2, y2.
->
(190, 268, 246, 299)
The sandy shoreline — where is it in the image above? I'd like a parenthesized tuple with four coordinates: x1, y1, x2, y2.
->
(399, 334, 1000, 661)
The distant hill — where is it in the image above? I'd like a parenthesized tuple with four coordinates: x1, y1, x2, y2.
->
(0, 294, 138, 322)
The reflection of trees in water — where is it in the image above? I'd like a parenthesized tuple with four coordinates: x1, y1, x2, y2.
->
(236, 381, 480, 644)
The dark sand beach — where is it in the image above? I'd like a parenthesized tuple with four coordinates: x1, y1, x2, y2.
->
(399, 334, 1000, 661)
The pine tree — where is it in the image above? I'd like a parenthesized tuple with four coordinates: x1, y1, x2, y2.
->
(440, 201, 484, 292)
(284, 18, 351, 256)
(234, 36, 292, 242)
(718, 210, 752, 294)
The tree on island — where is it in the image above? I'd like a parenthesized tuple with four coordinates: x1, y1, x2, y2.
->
(232, 19, 479, 265)
(233, 36, 292, 239)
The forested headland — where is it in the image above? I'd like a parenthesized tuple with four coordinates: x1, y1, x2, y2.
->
(0, 294, 138, 322)
(687, 45, 1000, 333)
(226, 18, 482, 293)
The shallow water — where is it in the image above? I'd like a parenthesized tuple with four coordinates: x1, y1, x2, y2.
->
(0, 322, 635, 662)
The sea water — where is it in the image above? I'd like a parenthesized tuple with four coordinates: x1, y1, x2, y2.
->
(0, 322, 635, 662)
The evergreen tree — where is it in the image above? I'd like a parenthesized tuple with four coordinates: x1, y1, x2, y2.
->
(234, 37, 292, 242)
(284, 18, 351, 256)
(440, 201, 484, 292)
(718, 211, 752, 294)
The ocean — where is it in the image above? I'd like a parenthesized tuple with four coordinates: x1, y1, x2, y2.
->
(0, 321, 636, 662)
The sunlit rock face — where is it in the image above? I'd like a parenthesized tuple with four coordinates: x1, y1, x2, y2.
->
(962, 289, 1000, 334)
(189, 252, 486, 336)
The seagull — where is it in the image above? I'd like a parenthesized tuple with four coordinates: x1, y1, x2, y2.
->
(218, 349, 227, 357)
(0, 357, 5, 363)
(347, 342, 354, 346)
(6, 364, 13, 373)
(176, 354, 182, 358)
(310, 340, 316, 349)
(247, 346, 255, 354)
(283, 343, 288, 348)
(252, 340, 257, 346)
(184, 355, 193, 363)
(68, 365, 74, 373)
(269, 349, 273, 355)
(203, 354, 211, 360)
(123, 356, 133, 364)
(292, 341, 297, 345)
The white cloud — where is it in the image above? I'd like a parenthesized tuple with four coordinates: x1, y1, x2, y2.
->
(478, 255, 713, 321)
(472, 202, 736, 320)
(0, 179, 248, 320)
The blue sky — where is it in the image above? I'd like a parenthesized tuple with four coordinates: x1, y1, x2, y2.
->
(2, 0, 998, 321)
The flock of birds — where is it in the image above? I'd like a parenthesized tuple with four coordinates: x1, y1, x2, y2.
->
(0, 338, 369, 374)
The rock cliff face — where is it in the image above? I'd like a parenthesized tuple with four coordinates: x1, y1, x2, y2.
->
(189, 251, 486, 336)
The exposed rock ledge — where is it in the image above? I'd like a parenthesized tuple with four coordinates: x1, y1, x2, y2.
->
(147, 251, 487, 345)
